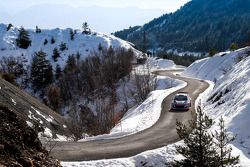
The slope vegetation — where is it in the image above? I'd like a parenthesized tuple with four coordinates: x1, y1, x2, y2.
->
(115, 0, 250, 52)
(0, 77, 69, 137)
(183, 47, 250, 165)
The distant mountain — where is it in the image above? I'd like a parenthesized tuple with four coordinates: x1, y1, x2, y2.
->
(0, 4, 164, 33)
(114, 0, 250, 52)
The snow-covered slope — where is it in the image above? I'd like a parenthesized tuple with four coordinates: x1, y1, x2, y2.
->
(0, 23, 137, 68)
(183, 47, 250, 166)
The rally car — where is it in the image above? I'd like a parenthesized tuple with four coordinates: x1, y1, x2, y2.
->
(171, 92, 191, 111)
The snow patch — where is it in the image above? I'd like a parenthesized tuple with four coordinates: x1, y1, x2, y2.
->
(26, 121, 33, 128)
(11, 98, 16, 105)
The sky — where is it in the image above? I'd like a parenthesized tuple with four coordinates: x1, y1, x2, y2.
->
(0, 0, 190, 33)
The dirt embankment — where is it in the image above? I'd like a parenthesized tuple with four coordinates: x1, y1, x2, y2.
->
(0, 105, 62, 167)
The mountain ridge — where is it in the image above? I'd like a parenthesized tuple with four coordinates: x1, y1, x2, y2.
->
(114, 0, 250, 52)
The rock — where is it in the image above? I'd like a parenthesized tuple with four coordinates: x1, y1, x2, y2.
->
(0, 105, 62, 167)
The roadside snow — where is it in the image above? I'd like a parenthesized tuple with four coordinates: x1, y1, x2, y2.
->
(79, 58, 186, 141)
(39, 127, 53, 138)
(62, 142, 184, 167)
(183, 47, 250, 166)
(62, 58, 189, 166)
(81, 76, 186, 141)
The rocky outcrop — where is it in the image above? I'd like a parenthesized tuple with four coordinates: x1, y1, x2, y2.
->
(0, 105, 61, 167)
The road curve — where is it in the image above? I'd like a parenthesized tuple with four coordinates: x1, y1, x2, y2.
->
(49, 70, 209, 161)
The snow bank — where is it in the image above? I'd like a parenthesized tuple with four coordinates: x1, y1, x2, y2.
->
(61, 142, 184, 167)
(81, 76, 186, 141)
(183, 47, 250, 166)
(79, 58, 186, 141)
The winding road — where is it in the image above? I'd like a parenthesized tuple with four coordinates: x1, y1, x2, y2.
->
(49, 70, 209, 161)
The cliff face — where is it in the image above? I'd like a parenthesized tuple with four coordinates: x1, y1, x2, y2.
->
(0, 104, 61, 167)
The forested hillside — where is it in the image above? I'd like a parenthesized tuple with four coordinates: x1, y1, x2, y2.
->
(114, 0, 250, 52)
(0, 23, 143, 138)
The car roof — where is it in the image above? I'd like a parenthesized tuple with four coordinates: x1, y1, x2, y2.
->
(175, 93, 189, 96)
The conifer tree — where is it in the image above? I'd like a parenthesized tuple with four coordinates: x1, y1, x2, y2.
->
(16, 27, 31, 49)
(52, 48, 60, 62)
(64, 55, 76, 74)
(35, 25, 41, 33)
(51, 36, 55, 44)
(31, 51, 53, 92)
(6, 23, 13, 31)
(44, 39, 48, 45)
(82, 22, 91, 34)
(59, 42, 67, 51)
(76, 52, 81, 60)
(214, 117, 239, 167)
(98, 43, 103, 51)
(174, 107, 218, 167)
(55, 64, 62, 80)
(70, 29, 74, 40)
(229, 43, 238, 51)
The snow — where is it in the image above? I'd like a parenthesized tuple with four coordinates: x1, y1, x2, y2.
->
(62, 142, 184, 167)
(183, 47, 250, 166)
(62, 58, 189, 166)
(79, 58, 185, 141)
(61, 47, 250, 166)
(81, 76, 186, 141)
(0, 23, 139, 70)
(11, 98, 16, 105)
(31, 106, 54, 123)
(26, 121, 33, 128)
(28, 110, 43, 124)
(39, 127, 53, 138)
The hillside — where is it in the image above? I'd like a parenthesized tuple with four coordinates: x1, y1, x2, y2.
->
(114, 0, 250, 52)
(183, 47, 250, 165)
(0, 76, 69, 138)
(0, 105, 61, 166)
(0, 23, 135, 68)
(0, 23, 145, 139)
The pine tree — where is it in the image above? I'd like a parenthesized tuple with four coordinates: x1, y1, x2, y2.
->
(31, 51, 53, 92)
(52, 48, 60, 62)
(213, 117, 239, 167)
(142, 30, 147, 53)
(16, 27, 31, 49)
(6, 23, 13, 31)
(44, 39, 48, 45)
(82, 22, 91, 34)
(64, 55, 76, 74)
(76, 52, 81, 60)
(174, 106, 218, 167)
(59, 42, 67, 51)
(35, 25, 41, 33)
(70, 29, 74, 40)
(51, 36, 55, 44)
(229, 43, 238, 51)
(98, 43, 103, 51)
(55, 64, 62, 80)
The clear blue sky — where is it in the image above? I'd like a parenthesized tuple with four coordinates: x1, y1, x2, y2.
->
(0, 0, 190, 33)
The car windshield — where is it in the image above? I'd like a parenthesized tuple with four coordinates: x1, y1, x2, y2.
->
(175, 95, 188, 101)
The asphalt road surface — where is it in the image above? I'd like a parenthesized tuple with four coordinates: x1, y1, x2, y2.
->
(49, 70, 209, 161)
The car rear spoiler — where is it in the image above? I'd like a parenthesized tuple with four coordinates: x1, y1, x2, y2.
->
(177, 92, 189, 94)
